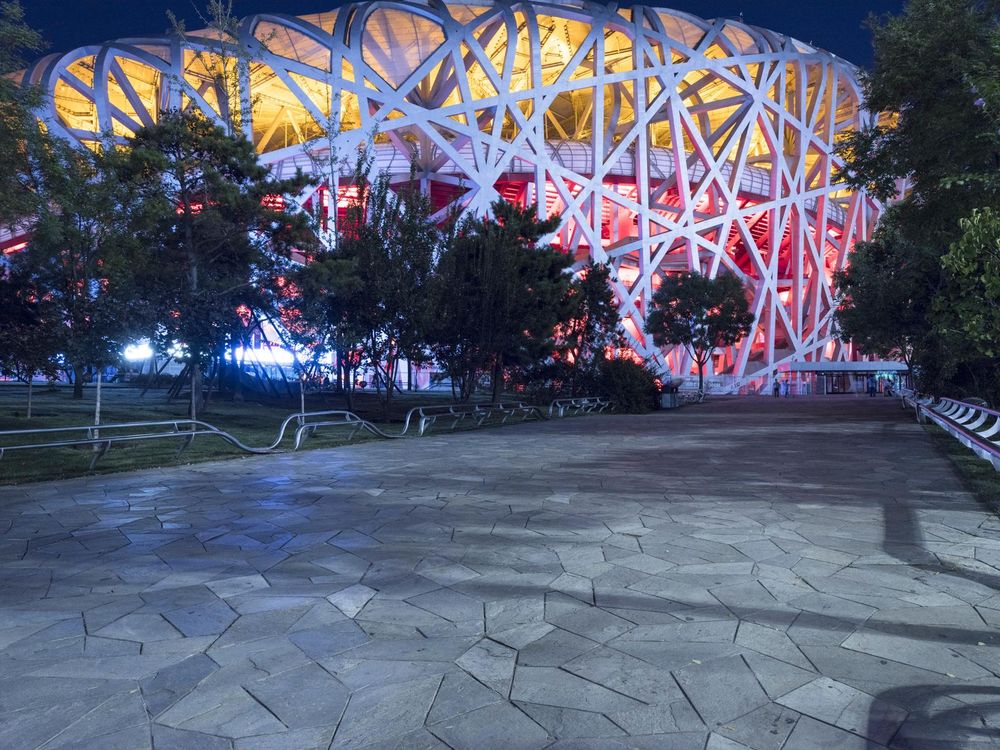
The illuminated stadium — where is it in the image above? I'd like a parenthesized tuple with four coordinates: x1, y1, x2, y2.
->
(10, 1, 882, 389)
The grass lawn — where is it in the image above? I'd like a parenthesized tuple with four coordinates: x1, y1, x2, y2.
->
(0, 383, 411, 485)
(925, 424, 1000, 515)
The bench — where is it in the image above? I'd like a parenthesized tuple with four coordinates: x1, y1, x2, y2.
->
(0, 420, 270, 470)
(916, 397, 1000, 471)
(547, 397, 612, 418)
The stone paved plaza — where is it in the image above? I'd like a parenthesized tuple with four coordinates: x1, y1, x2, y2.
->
(2, 398, 999, 749)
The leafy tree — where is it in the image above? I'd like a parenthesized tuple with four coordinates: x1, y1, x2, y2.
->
(644, 271, 754, 394)
(0, 0, 44, 225)
(942, 208, 1000, 361)
(559, 262, 622, 395)
(8, 138, 142, 402)
(282, 251, 362, 408)
(336, 154, 439, 415)
(836, 0, 1000, 398)
(838, 0, 1000, 205)
(430, 201, 572, 402)
(834, 216, 938, 372)
(0, 272, 60, 417)
(118, 110, 316, 419)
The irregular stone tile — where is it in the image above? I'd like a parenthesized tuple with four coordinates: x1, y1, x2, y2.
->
(426, 670, 502, 724)
(429, 702, 550, 749)
(408, 588, 482, 624)
(140, 654, 219, 716)
(673, 655, 770, 727)
(27, 653, 190, 680)
(608, 700, 705, 734)
(544, 594, 633, 643)
(35, 689, 149, 749)
(156, 685, 285, 739)
(321, 656, 454, 692)
(549, 573, 594, 604)
(782, 715, 879, 749)
(564, 646, 686, 703)
(163, 600, 237, 637)
(206, 574, 270, 599)
(711, 703, 799, 750)
(735, 621, 812, 670)
(92, 614, 181, 643)
(354, 727, 448, 750)
(326, 585, 376, 618)
(842, 629, 989, 679)
(344, 637, 479, 663)
(151, 724, 230, 750)
(777, 677, 908, 744)
(289, 620, 370, 660)
(331, 676, 440, 748)
(456, 638, 516, 696)
(617, 619, 737, 643)
(246, 663, 350, 729)
(517, 702, 627, 739)
(510, 666, 643, 713)
(517, 628, 600, 667)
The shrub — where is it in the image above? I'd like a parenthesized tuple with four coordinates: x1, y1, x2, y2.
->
(598, 357, 660, 413)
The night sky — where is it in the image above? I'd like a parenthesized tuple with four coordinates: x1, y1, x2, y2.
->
(23, 1, 905, 69)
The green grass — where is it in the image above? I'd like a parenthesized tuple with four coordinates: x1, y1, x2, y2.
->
(0, 383, 555, 485)
(0, 383, 398, 485)
(925, 423, 1000, 515)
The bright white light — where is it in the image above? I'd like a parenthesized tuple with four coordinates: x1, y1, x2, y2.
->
(231, 346, 297, 366)
(123, 341, 154, 361)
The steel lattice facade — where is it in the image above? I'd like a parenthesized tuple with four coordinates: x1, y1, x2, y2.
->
(12, 1, 881, 388)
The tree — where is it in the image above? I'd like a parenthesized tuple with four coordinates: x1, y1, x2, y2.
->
(942, 208, 1000, 362)
(335, 153, 439, 416)
(836, 0, 1000, 399)
(644, 272, 754, 394)
(0, 0, 44, 226)
(558, 262, 622, 395)
(8, 137, 142, 402)
(429, 201, 573, 402)
(834, 216, 938, 372)
(282, 250, 362, 408)
(838, 0, 1000, 205)
(118, 110, 316, 419)
(0, 272, 60, 417)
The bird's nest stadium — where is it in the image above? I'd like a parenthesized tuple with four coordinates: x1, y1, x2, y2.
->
(6, 1, 882, 391)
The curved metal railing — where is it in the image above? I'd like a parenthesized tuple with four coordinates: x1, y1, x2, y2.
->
(547, 397, 612, 418)
(915, 397, 1000, 471)
(0, 395, 610, 471)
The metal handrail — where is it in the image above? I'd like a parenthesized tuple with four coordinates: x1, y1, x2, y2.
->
(0, 419, 271, 454)
(915, 397, 1000, 472)
(547, 396, 613, 418)
(270, 410, 403, 448)
(400, 401, 546, 436)
(0, 396, 611, 468)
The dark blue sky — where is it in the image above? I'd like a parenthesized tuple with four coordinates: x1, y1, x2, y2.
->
(23, 1, 905, 68)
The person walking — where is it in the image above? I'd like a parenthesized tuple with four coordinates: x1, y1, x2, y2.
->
(781, 379, 790, 398)
(772, 379, 780, 397)
(867, 375, 877, 397)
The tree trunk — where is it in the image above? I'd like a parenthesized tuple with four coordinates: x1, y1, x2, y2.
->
(190, 363, 201, 422)
(73, 364, 84, 399)
(697, 360, 705, 394)
(491, 361, 503, 404)
(26, 377, 33, 419)
(94, 369, 102, 437)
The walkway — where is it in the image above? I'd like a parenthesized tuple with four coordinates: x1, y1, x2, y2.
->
(1, 398, 999, 749)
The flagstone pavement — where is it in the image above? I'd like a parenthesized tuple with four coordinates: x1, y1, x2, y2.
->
(2, 397, 1000, 749)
